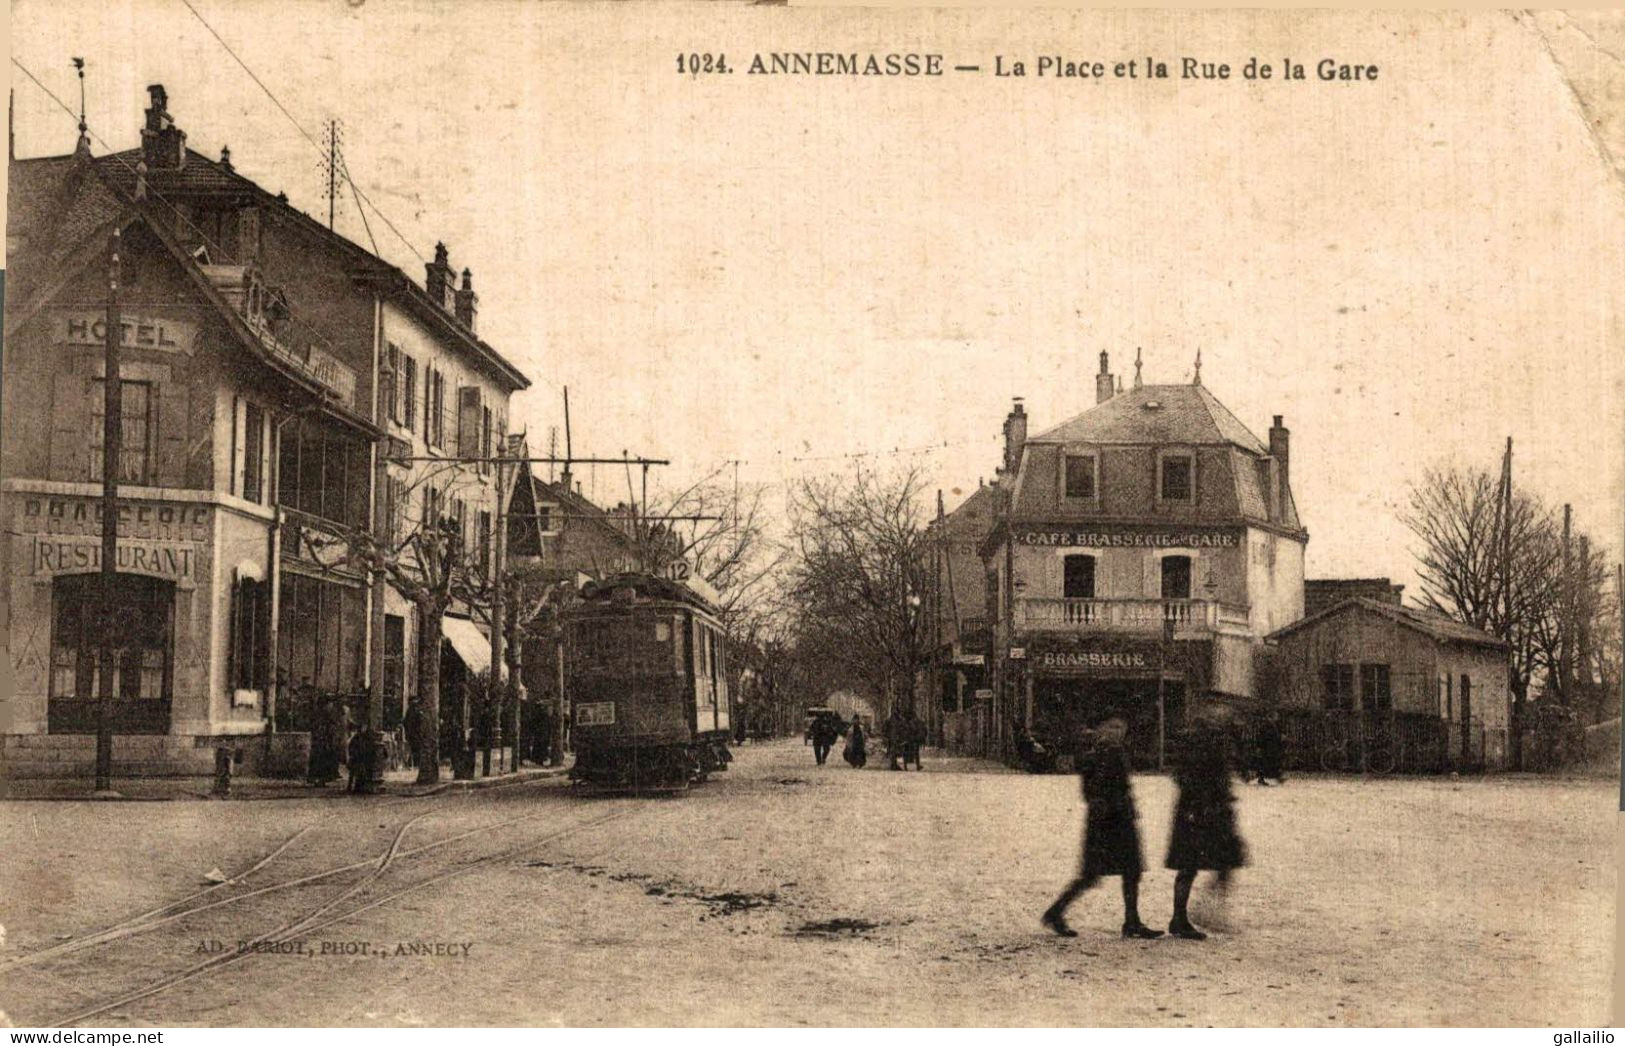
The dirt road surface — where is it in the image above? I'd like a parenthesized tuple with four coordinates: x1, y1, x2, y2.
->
(0, 741, 1613, 1026)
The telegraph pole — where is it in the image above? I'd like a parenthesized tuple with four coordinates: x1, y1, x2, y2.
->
(96, 227, 123, 794)
(489, 442, 508, 774)
(322, 120, 341, 230)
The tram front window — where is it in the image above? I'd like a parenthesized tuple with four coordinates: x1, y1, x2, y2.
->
(572, 614, 685, 676)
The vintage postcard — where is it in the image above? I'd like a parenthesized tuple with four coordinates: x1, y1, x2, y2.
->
(1, 1, 1621, 1030)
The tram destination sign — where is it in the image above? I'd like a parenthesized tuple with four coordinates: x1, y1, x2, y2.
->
(1017, 525, 1242, 549)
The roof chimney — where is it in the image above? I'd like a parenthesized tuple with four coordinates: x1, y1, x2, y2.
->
(425, 242, 456, 312)
(1002, 398, 1027, 478)
(1096, 350, 1115, 405)
(139, 84, 186, 171)
(455, 267, 479, 332)
(1269, 414, 1290, 513)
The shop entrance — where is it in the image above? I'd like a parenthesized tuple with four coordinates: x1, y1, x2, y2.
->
(47, 573, 174, 734)
(1033, 676, 1186, 767)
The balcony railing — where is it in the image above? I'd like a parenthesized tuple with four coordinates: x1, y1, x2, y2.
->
(1015, 598, 1249, 633)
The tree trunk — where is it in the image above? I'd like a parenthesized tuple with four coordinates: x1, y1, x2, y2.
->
(505, 633, 523, 771)
(416, 609, 443, 784)
(551, 636, 567, 765)
(1509, 672, 1527, 771)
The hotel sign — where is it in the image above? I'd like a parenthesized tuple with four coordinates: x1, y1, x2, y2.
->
(1017, 526, 1241, 549)
(56, 311, 198, 354)
(268, 340, 358, 407)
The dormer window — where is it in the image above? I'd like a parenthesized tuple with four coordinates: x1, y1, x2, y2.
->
(1159, 452, 1194, 503)
(1063, 452, 1098, 500)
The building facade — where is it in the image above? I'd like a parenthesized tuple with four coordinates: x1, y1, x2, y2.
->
(981, 352, 1307, 765)
(922, 482, 997, 752)
(1265, 597, 1511, 770)
(2, 85, 530, 776)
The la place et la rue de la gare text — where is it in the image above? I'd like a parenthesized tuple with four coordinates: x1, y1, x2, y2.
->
(677, 52, 1380, 82)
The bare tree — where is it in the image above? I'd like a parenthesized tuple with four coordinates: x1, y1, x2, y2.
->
(782, 466, 932, 718)
(1403, 465, 1564, 755)
(345, 461, 475, 785)
(454, 555, 576, 768)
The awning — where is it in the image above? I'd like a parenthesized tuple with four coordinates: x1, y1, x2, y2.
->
(441, 616, 494, 678)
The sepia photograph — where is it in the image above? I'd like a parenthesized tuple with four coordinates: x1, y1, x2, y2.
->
(0, 0, 1621, 1031)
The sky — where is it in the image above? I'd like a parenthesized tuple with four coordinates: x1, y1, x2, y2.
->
(9, 3, 1625, 598)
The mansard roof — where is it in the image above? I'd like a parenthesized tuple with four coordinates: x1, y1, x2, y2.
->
(1028, 384, 1269, 453)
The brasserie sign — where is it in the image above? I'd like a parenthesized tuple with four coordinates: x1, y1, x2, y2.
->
(1029, 638, 1167, 677)
(1018, 526, 1241, 549)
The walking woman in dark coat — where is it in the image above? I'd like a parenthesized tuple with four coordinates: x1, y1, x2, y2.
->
(1042, 718, 1162, 939)
(843, 714, 868, 768)
(1165, 709, 1248, 940)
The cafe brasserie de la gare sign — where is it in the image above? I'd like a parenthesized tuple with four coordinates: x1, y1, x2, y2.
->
(1016, 525, 1242, 549)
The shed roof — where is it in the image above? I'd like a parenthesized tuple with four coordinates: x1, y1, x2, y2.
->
(1267, 597, 1508, 651)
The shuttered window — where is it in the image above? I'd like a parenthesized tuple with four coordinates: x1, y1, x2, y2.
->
(89, 379, 153, 485)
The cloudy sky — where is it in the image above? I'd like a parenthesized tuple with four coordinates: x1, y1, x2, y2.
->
(10, 3, 1625, 595)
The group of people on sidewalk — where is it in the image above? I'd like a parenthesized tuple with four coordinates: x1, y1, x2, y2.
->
(808, 709, 929, 771)
(303, 692, 377, 794)
(1042, 708, 1247, 942)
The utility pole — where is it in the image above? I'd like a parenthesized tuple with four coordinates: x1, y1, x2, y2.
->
(1562, 503, 1574, 705)
(561, 386, 573, 492)
(1158, 618, 1173, 772)
(489, 442, 508, 775)
(322, 120, 341, 231)
(1502, 437, 1520, 768)
(96, 227, 123, 794)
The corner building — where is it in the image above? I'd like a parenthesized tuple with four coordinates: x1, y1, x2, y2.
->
(982, 353, 1306, 764)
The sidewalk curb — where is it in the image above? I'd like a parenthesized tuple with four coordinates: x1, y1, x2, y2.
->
(392, 765, 569, 798)
(0, 765, 570, 802)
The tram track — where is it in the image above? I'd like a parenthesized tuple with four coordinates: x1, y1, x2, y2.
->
(44, 801, 643, 1027)
(1, 782, 559, 974)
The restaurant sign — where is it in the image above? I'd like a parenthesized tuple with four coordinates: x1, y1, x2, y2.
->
(30, 536, 198, 581)
(14, 496, 210, 583)
(1017, 525, 1242, 549)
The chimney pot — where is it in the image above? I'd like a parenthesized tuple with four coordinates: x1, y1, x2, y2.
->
(140, 83, 186, 171)
(1095, 350, 1115, 405)
(1269, 415, 1291, 520)
(425, 242, 457, 311)
(1002, 398, 1028, 478)
(454, 266, 479, 332)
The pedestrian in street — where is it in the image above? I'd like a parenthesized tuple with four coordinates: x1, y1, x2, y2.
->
(843, 714, 868, 768)
(886, 709, 906, 771)
(346, 726, 373, 794)
(403, 700, 422, 771)
(1165, 707, 1248, 940)
(1041, 718, 1163, 940)
(904, 710, 926, 770)
(810, 713, 841, 766)
(307, 694, 343, 786)
(1254, 712, 1285, 785)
